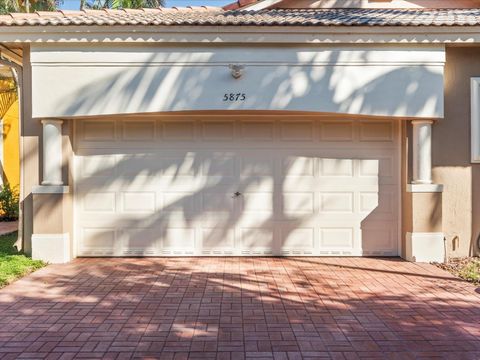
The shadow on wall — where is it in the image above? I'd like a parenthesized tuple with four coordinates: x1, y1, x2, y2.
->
(43, 134, 398, 255)
(31, 49, 444, 255)
(0, 257, 479, 357)
(54, 50, 443, 118)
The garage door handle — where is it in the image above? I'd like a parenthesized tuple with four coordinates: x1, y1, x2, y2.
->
(232, 191, 242, 198)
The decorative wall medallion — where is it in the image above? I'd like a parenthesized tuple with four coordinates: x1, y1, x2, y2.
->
(229, 64, 244, 79)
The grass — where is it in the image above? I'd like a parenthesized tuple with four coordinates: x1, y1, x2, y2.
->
(435, 257, 480, 285)
(0, 231, 45, 288)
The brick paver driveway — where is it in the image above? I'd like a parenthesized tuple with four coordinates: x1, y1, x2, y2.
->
(0, 258, 479, 359)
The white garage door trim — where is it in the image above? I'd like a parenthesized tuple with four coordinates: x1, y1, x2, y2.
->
(72, 115, 402, 257)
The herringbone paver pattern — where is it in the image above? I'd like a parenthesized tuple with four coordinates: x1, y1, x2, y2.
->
(0, 257, 479, 359)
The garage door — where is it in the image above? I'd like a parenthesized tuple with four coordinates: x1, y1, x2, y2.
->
(74, 117, 400, 257)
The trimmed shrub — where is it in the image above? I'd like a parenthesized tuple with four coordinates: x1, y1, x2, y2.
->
(0, 183, 19, 221)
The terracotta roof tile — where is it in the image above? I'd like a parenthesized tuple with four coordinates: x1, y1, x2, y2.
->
(1, 8, 480, 27)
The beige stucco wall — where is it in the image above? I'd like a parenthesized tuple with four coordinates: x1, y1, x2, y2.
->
(21, 45, 37, 255)
(433, 46, 480, 257)
(22, 44, 480, 260)
(32, 193, 63, 234)
(411, 192, 442, 233)
(20, 45, 74, 255)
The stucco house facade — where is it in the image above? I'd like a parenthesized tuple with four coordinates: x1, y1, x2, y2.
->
(0, 0, 479, 263)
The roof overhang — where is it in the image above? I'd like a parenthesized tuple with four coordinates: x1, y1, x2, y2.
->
(3, 25, 480, 44)
(0, 44, 22, 65)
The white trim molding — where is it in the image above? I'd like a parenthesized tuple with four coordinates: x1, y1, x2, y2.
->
(407, 184, 444, 193)
(41, 119, 63, 185)
(411, 119, 434, 184)
(32, 185, 69, 194)
(32, 233, 71, 263)
(0, 25, 480, 44)
(471, 78, 480, 163)
(405, 232, 445, 263)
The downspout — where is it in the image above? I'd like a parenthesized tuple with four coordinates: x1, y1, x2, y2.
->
(0, 56, 23, 251)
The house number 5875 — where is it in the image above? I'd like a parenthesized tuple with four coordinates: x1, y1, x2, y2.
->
(223, 93, 246, 102)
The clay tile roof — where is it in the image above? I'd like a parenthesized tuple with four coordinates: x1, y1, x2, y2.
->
(1, 8, 480, 27)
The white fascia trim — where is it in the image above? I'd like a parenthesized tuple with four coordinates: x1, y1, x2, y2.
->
(471, 78, 480, 163)
(32, 185, 69, 194)
(242, 0, 283, 10)
(3, 25, 480, 43)
(407, 184, 444, 193)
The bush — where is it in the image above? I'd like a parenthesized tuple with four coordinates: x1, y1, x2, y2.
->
(0, 183, 19, 221)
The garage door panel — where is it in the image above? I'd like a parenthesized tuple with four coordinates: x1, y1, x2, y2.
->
(161, 156, 200, 178)
(240, 157, 275, 177)
(320, 227, 355, 251)
(239, 226, 275, 253)
(320, 121, 355, 142)
(116, 154, 162, 179)
(201, 153, 236, 179)
(201, 192, 235, 223)
(80, 227, 117, 256)
(119, 227, 158, 255)
(161, 120, 196, 141)
(318, 192, 354, 213)
(202, 121, 235, 141)
(83, 192, 116, 213)
(240, 192, 274, 213)
(279, 121, 315, 142)
(121, 192, 156, 214)
(282, 178, 317, 193)
(162, 227, 196, 251)
(358, 157, 397, 184)
(359, 121, 395, 142)
(75, 118, 400, 257)
(241, 121, 275, 141)
(360, 224, 397, 255)
(121, 120, 156, 142)
(80, 155, 116, 178)
(161, 192, 197, 220)
(82, 120, 116, 142)
(201, 228, 235, 253)
(359, 191, 395, 220)
(283, 192, 315, 217)
(319, 158, 354, 177)
(282, 156, 315, 178)
(279, 227, 315, 251)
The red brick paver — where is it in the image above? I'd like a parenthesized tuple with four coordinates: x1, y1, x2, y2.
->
(0, 257, 479, 359)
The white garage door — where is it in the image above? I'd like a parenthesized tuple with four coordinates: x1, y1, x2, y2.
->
(74, 117, 400, 257)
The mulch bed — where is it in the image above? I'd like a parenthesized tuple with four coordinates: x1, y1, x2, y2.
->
(434, 257, 480, 285)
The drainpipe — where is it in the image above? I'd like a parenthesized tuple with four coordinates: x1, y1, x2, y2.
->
(0, 55, 23, 251)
